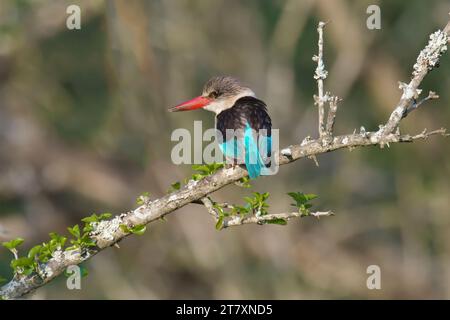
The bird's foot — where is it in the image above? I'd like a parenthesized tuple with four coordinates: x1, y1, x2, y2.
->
(224, 159, 239, 169)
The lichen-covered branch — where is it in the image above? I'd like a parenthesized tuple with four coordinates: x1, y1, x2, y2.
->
(313, 21, 328, 138)
(403, 91, 439, 118)
(222, 210, 334, 228)
(325, 95, 341, 135)
(1, 18, 449, 300)
(377, 23, 449, 137)
(199, 192, 333, 229)
(313, 21, 341, 141)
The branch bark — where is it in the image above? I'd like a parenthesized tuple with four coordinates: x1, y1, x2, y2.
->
(1, 18, 449, 300)
(313, 21, 328, 138)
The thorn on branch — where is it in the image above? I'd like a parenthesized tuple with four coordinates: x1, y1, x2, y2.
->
(308, 155, 320, 167)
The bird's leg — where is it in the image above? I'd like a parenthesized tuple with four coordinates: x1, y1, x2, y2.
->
(224, 157, 239, 169)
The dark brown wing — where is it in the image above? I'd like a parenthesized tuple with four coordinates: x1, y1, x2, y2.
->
(216, 96, 272, 140)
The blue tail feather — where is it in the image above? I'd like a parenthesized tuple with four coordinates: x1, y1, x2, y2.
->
(218, 123, 271, 179)
(244, 123, 270, 179)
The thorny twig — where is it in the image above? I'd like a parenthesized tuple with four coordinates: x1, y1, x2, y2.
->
(313, 21, 329, 138)
(313, 21, 341, 143)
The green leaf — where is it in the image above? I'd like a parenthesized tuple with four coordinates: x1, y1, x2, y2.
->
(2, 238, 24, 250)
(130, 225, 146, 236)
(0, 276, 7, 284)
(191, 164, 208, 173)
(243, 192, 270, 216)
(120, 224, 147, 235)
(83, 224, 94, 234)
(68, 225, 80, 239)
(99, 213, 112, 220)
(243, 197, 254, 204)
(266, 218, 288, 225)
(119, 224, 130, 233)
(81, 214, 98, 223)
(28, 245, 43, 259)
(11, 257, 33, 270)
(215, 216, 224, 230)
(212, 203, 225, 217)
(231, 205, 250, 216)
(304, 194, 318, 201)
(22, 267, 34, 276)
(237, 176, 252, 188)
(82, 239, 97, 247)
(168, 181, 181, 192)
(191, 173, 204, 181)
(82, 212, 112, 223)
(191, 163, 224, 180)
(49, 232, 67, 248)
(80, 265, 89, 278)
(288, 192, 318, 208)
(136, 192, 150, 205)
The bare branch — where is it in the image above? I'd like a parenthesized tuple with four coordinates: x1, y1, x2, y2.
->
(403, 91, 439, 118)
(200, 197, 220, 220)
(313, 22, 341, 141)
(313, 21, 329, 138)
(325, 95, 341, 134)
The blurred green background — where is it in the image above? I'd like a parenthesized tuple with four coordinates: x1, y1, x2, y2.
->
(1, 0, 449, 299)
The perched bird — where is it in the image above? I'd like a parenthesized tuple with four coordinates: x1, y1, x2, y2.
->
(169, 76, 272, 179)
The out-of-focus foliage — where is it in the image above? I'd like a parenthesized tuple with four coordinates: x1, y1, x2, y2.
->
(1, 0, 450, 299)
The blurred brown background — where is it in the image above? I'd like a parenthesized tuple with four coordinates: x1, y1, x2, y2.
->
(1, 0, 450, 299)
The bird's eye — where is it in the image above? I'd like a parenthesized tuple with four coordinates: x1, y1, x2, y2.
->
(209, 91, 219, 99)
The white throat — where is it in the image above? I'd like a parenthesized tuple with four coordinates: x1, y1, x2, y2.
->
(204, 88, 256, 115)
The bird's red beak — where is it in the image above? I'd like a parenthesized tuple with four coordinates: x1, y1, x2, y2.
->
(168, 96, 211, 112)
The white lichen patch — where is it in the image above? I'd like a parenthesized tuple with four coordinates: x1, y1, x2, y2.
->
(42, 264, 54, 278)
(342, 137, 349, 145)
(370, 131, 383, 143)
(51, 249, 64, 262)
(91, 216, 123, 243)
(301, 136, 312, 146)
(227, 215, 244, 225)
(281, 148, 292, 156)
(413, 30, 448, 76)
(398, 81, 422, 100)
(187, 180, 198, 190)
(0, 277, 26, 298)
(133, 205, 148, 219)
(314, 58, 328, 80)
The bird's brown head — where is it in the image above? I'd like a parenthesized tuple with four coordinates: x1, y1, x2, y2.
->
(168, 76, 255, 114)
